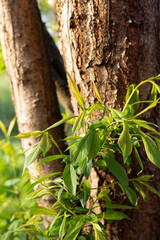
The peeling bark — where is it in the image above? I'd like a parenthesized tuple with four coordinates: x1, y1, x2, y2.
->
(0, 0, 66, 226)
(57, 0, 160, 239)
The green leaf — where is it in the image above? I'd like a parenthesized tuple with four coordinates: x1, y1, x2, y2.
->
(23, 144, 41, 174)
(134, 147, 144, 171)
(0, 120, 7, 137)
(82, 160, 92, 179)
(72, 111, 86, 135)
(92, 223, 105, 240)
(92, 80, 103, 105)
(64, 215, 86, 240)
(101, 152, 129, 186)
(45, 115, 77, 132)
(24, 188, 49, 202)
(134, 175, 154, 182)
(63, 164, 77, 195)
(68, 72, 85, 108)
(130, 119, 159, 135)
(110, 109, 126, 121)
(40, 132, 52, 157)
(118, 121, 132, 163)
(71, 130, 101, 170)
(28, 172, 61, 191)
(87, 104, 107, 118)
(80, 180, 91, 207)
(105, 204, 134, 209)
(102, 211, 131, 220)
(125, 84, 139, 113)
(132, 181, 147, 201)
(37, 154, 64, 166)
(30, 206, 57, 216)
(142, 136, 160, 168)
(140, 181, 160, 197)
(148, 80, 160, 94)
(93, 159, 106, 171)
(134, 98, 160, 118)
(149, 84, 157, 102)
(13, 130, 42, 139)
(7, 117, 16, 136)
(59, 212, 67, 240)
(119, 184, 137, 206)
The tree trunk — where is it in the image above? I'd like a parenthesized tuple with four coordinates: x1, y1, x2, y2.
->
(0, 0, 66, 226)
(57, 0, 160, 239)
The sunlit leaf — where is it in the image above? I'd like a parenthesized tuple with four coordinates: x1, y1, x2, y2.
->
(45, 115, 77, 131)
(59, 212, 67, 240)
(64, 215, 86, 240)
(98, 211, 131, 220)
(63, 164, 77, 195)
(13, 130, 42, 139)
(30, 206, 56, 216)
(40, 132, 52, 157)
(135, 98, 160, 118)
(80, 180, 91, 207)
(68, 72, 85, 108)
(132, 181, 147, 201)
(134, 147, 144, 171)
(71, 130, 101, 170)
(118, 121, 132, 163)
(0, 120, 7, 137)
(92, 80, 103, 105)
(7, 117, 16, 137)
(72, 111, 85, 135)
(92, 223, 105, 240)
(142, 136, 160, 168)
(125, 84, 139, 113)
(23, 144, 41, 174)
(37, 154, 65, 166)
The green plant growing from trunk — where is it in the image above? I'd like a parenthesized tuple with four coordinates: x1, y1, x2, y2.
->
(2, 75, 160, 240)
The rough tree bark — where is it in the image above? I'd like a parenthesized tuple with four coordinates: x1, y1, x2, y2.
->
(0, 0, 66, 226)
(57, 0, 160, 239)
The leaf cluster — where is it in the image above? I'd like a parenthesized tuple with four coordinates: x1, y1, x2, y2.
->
(3, 75, 160, 239)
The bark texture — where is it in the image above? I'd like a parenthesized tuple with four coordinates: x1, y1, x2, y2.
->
(57, 0, 160, 239)
(0, 0, 66, 225)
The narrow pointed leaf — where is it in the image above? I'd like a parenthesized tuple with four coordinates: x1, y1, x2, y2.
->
(72, 111, 85, 135)
(125, 84, 139, 113)
(132, 181, 147, 201)
(101, 152, 129, 186)
(102, 211, 131, 220)
(142, 136, 160, 168)
(118, 121, 132, 163)
(0, 120, 7, 137)
(134, 147, 144, 171)
(92, 80, 103, 105)
(140, 181, 160, 197)
(45, 115, 77, 131)
(40, 132, 52, 157)
(119, 184, 137, 206)
(7, 117, 16, 136)
(92, 223, 105, 240)
(23, 144, 41, 174)
(68, 72, 85, 108)
(63, 164, 77, 195)
(59, 212, 67, 240)
(64, 215, 86, 240)
(37, 154, 64, 166)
